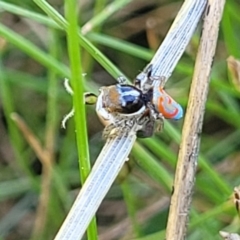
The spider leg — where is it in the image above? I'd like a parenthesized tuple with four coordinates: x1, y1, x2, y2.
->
(64, 78, 74, 95)
(62, 108, 75, 129)
(117, 76, 128, 85)
(147, 102, 165, 133)
(137, 119, 155, 138)
(62, 78, 98, 128)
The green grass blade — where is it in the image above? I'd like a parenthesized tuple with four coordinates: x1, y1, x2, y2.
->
(0, 23, 70, 77)
(132, 142, 173, 192)
(82, 0, 132, 34)
(45, 29, 60, 151)
(64, 0, 97, 239)
(221, 3, 240, 57)
(34, 0, 127, 80)
(87, 32, 153, 60)
(0, 1, 60, 29)
(0, 55, 36, 181)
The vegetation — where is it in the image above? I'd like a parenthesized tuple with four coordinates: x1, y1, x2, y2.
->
(0, 0, 239, 239)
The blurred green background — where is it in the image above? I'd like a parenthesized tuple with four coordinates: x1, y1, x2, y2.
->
(0, 0, 240, 239)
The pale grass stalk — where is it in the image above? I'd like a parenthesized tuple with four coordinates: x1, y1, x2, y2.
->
(165, 1, 226, 239)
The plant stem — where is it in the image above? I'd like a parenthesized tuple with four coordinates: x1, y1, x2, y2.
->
(65, 0, 97, 239)
(165, 1, 226, 239)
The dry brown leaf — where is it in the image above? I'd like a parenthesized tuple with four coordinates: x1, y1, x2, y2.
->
(234, 186, 240, 217)
(227, 56, 240, 92)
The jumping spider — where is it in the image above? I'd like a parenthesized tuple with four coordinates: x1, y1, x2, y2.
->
(62, 64, 183, 139)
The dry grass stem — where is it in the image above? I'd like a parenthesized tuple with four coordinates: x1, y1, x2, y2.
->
(11, 113, 54, 239)
(165, 0, 226, 239)
(11, 113, 48, 163)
